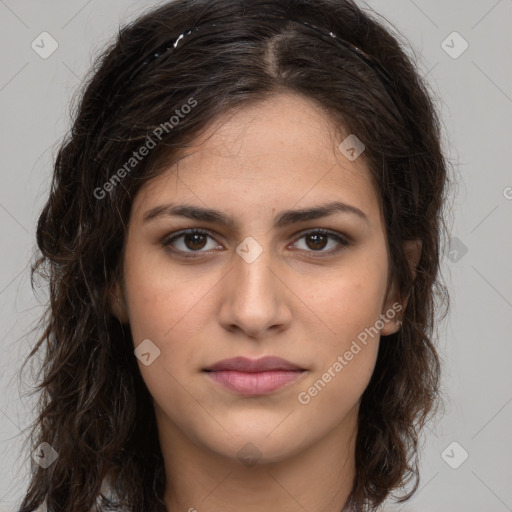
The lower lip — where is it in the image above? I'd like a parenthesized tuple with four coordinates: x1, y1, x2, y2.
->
(205, 370, 305, 396)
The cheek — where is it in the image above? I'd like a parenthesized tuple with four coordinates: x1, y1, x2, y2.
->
(296, 281, 384, 417)
(122, 255, 207, 414)
(122, 246, 218, 394)
(298, 251, 388, 346)
(293, 248, 388, 402)
(123, 244, 205, 341)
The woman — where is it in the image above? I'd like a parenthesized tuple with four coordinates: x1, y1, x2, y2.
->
(19, 0, 449, 510)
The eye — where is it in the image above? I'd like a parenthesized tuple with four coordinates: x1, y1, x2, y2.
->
(162, 228, 350, 258)
(162, 229, 221, 256)
(291, 229, 351, 255)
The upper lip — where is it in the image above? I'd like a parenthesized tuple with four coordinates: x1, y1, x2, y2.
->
(204, 356, 304, 373)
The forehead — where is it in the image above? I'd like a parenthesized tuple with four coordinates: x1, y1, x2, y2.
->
(132, 92, 381, 225)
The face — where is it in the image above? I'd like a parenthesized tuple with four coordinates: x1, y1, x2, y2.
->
(114, 92, 401, 465)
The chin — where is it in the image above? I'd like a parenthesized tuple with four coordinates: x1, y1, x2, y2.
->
(192, 412, 318, 466)
(211, 434, 306, 466)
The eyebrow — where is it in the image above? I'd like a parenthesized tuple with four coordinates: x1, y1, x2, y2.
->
(142, 200, 368, 229)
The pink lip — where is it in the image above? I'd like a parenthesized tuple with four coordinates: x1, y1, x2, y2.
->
(203, 356, 306, 396)
(205, 356, 303, 372)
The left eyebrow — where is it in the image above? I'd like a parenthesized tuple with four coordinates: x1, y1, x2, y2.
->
(142, 200, 369, 229)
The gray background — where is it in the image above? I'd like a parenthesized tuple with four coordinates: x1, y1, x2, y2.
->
(0, 0, 511, 511)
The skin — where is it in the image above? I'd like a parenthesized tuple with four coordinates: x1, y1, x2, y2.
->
(112, 92, 417, 512)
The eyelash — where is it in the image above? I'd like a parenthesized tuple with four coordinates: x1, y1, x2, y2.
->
(161, 228, 351, 258)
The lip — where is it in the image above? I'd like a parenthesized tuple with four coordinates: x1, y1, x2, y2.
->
(203, 356, 306, 396)
(204, 356, 304, 372)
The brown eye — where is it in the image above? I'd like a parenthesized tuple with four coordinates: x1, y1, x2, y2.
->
(162, 229, 221, 256)
(305, 232, 329, 250)
(292, 229, 350, 255)
(183, 232, 208, 251)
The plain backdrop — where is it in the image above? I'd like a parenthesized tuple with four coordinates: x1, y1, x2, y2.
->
(0, 1, 511, 511)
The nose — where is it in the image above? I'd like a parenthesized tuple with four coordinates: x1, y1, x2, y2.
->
(218, 244, 292, 339)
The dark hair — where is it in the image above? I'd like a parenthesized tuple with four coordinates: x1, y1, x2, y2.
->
(18, 0, 449, 510)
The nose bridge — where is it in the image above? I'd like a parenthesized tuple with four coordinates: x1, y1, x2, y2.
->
(219, 236, 291, 337)
(233, 236, 279, 306)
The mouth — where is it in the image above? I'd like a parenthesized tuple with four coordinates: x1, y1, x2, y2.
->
(203, 356, 307, 396)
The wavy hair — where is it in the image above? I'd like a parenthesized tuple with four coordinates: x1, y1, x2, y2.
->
(18, 0, 449, 510)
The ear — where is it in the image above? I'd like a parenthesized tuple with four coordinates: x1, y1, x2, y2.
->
(380, 239, 422, 336)
(108, 279, 129, 324)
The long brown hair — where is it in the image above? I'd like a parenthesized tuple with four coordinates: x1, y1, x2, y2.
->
(18, 0, 450, 510)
